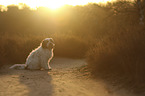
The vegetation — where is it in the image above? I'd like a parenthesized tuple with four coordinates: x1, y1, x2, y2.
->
(86, 1, 145, 93)
(0, 4, 99, 64)
(0, 1, 145, 94)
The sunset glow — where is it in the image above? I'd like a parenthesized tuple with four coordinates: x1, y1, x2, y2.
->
(0, 0, 115, 11)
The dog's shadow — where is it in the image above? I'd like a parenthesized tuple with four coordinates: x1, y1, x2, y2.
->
(0, 66, 53, 96)
(20, 70, 53, 96)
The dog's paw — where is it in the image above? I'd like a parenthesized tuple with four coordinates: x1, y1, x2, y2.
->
(48, 67, 52, 70)
(43, 67, 52, 71)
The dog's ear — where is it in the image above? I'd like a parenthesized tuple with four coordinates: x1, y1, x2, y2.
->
(42, 40, 48, 49)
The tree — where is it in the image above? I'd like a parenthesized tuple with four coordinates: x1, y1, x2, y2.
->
(136, 0, 145, 25)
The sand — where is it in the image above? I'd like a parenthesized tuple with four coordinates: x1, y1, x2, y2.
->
(0, 58, 137, 96)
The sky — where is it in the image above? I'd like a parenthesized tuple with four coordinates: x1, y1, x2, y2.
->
(0, 0, 115, 10)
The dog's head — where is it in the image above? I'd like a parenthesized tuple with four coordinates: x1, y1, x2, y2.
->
(42, 38, 55, 50)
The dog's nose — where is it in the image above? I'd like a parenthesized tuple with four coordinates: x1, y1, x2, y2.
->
(49, 43, 55, 49)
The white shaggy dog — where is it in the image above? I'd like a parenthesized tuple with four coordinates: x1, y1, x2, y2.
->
(10, 38, 55, 70)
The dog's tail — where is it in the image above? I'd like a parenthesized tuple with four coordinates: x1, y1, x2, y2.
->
(9, 64, 27, 70)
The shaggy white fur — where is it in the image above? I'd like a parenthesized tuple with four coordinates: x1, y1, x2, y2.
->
(9, 38, 55, 70)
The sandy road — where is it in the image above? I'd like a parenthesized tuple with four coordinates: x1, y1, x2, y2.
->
(0, 58, 137, 96)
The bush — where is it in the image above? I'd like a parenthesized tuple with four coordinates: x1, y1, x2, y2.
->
(52, 34, 89, 58)
(0, 4, 104, 67)
(86, 1, 145, 93)
(86, 23, 145, 93)
(0, 32, 89, 67)
(0, 34, 43, 65)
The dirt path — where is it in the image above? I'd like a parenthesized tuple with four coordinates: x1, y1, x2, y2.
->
(0, 58, 137, 96)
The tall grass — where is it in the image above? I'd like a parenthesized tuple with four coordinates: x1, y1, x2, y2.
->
(86, 27, 145, 93)
(0, 4, 105, 67)
(52, 33, 89, 58)
(0, 33, 89, 67)
(86, 1, 145, 93)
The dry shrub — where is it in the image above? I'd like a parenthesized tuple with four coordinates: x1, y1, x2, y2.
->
(0, 34, 43, 65)
(0, 4, 104, 67)
(0, 32, 89, 67)
(52, 33, 89, 58)
(86, 25, 145, 92)
(86, 2, 145, 92)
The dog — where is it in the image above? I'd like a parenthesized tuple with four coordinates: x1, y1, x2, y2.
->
(10, 38, 55, 70)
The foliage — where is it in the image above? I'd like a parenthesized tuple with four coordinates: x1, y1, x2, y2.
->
(0, 4, 105, 65)
(86, 1, 145, 93)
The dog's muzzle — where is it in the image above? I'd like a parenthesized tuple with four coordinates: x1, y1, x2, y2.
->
(49, 43, 55, 49)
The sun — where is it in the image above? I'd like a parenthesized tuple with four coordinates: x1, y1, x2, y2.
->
(24, 0, 66, 10)
(26, 0, 90, 10)
(40, 1, 66, 10)
(0, 0, 114, 11)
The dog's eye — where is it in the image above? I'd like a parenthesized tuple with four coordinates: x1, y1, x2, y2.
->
(50, 39, 54, 43)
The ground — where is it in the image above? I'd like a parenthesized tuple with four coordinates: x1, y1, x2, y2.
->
(0, 58, 138, 96)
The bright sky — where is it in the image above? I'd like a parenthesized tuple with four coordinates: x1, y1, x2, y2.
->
(0, 0, 115, 10)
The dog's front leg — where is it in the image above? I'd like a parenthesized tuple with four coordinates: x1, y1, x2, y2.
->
(42, 63, 50, 70)
(42, 62, 52, 70)
(47, 63, 51, 70)
(40, 59, 49, 70)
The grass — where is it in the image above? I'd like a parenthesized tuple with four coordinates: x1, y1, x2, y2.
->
(86, 2, 145, 92)
(0, 33, 89, 66)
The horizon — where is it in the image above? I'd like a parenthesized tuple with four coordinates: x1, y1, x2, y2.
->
(0, 0, 115, 11)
